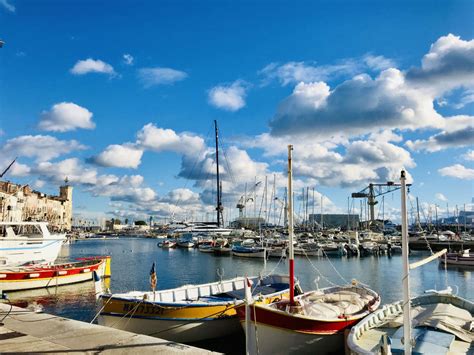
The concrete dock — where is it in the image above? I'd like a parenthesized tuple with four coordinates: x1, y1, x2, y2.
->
(0, 303, 217, 354)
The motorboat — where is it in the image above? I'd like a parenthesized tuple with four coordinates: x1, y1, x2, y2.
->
(232, 245, 266, 258)
(98, 274, 295, 343)
(439, 249, 474, 267)
(0, 222, 66, 267)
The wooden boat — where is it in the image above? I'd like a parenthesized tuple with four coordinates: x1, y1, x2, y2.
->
(160, 239, 177, 248)
(237, 146, 381, 354)
(348, 291, 474, 354)
(0, 222, 66, 267)
(198, 241, 214, 253)
(232, 245, 266, 258)
(439, 249, 474, 266)
(212, 238, 231, 255)
(97, 274, 294, 343)
(0, 256, 110, 291)
(348, 170, 474, 354)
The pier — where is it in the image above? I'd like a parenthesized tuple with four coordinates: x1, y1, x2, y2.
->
(0, 303, 216, 354)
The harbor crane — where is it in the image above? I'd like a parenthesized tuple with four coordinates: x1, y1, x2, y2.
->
(352, 180, 412, 227)
(236, 195, 253, 218)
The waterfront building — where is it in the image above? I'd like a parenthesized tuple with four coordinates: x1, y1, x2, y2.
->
(230, 216, 266, 229)
(308, 213, 360, 229)
(0, 180, 73, 231)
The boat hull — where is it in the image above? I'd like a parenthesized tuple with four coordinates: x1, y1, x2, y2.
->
(0, 258, 107, 291)
(98, 313, 241, 343)
(0, 237, 65, 267)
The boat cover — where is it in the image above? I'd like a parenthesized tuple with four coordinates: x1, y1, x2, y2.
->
(383, 303, 473, 343)
(298, 290, 373, 319)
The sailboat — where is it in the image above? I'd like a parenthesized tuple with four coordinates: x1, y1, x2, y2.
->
(237, 145, 381, 354)
(98, 122, 295, 343)
(347, 171, 474, 354)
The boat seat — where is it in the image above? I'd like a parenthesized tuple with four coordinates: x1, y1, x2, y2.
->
(220, 283, 287, 300)
(389, 327, 455, 354)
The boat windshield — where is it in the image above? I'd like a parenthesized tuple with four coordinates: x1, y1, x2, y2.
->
(1, 224, 43, 238)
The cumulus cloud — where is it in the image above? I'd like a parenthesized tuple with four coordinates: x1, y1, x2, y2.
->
(160, 188, 200, 205)
(438, 164, 474, 180)
(270, 68, 444, 137)
(136, 123, 205, 157)
(88, 144, 143, 169)
(208, 80, 248, 111)
(435, 193, 448, 202)
(259, 54, 395, 86)
(406, 34, 474, 96)
(1, 135, 87, 162)
(137, 67, 187, 87)
(0, 0, 14, 12)
(90, 175, 157, 204)
(33, 158, 107, 185)
(123, 53, 134, 65)
(70, 58, 116, 76)
(406, 115, 474, 152)
(38, 102, 95, 132)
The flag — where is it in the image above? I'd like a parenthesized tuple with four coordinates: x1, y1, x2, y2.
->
(149, 262, 157, 291)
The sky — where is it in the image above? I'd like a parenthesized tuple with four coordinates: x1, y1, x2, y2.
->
(0, 0, 473, 225)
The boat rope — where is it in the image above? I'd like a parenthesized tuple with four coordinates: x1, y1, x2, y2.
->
(302, 249, 339, 287)
(106, 299, 145, 329)
(261, 252, 285, 278)
(90, 294, 114, 324)
(322, 249, 350, 285)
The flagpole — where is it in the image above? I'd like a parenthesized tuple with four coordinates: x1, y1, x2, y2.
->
(287, 145, 295, 305)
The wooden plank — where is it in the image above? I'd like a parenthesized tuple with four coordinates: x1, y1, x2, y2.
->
(410, 249, 447, 269)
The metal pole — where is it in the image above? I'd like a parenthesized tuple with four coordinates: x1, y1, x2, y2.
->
(214, 120, 222, 227)
(287, 145, 295, 305)
(400, 170, 412, 355)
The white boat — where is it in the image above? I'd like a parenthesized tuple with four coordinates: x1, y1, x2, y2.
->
(348, 291, 474, 354)
(98, 274, 294, 343)
(232, 245, 266, 258)
(0, 222, 66, 267)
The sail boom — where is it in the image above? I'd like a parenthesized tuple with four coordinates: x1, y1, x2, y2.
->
(409, 249, 447, 270)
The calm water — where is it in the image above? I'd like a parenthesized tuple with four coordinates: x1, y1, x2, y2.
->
(7, 237, 473, 351)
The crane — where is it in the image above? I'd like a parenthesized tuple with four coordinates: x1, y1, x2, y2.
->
(352, 180, 412, 227)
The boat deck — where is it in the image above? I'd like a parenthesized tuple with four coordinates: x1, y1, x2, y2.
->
(0, 302, 217, 354)
(357, 327, 474, 354)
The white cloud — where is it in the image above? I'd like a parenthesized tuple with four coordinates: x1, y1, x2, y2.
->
(89, 144, 143, 169)
(136, 123, 206, 157)
(438, 164, 474, 180)
(462, 150, 474, 161)
(123, 54, 134, 66)
(33, 158, 105, 185)
(208, 80, 248, 111)
(1, 135, 87, 162)
(70, 58, 116, 76)
(137, 67, 187, 87)
(406, 115, 474, 152)
(435, 193, 448, 202)
(406, 34, 474, 96)
(363, 54, 396, 71)
(0, 0, 15, 12)
(270, 68, 444, 137)
(38, 102, 95, 132)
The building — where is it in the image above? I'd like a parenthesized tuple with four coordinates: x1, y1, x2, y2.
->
(309, 213, 360, 229)
(0, 180, 73, 231)
(230, 216, 266, 229)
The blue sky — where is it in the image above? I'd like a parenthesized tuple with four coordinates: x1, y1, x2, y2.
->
(1, 0, 473, 224)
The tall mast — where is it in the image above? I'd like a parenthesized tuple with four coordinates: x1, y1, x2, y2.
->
(214, 120, 223, 227)
(400, 170, 412, 355)
(287, 145, 295, 305)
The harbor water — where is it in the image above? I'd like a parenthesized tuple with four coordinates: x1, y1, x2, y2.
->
(7, 237, 474, 352)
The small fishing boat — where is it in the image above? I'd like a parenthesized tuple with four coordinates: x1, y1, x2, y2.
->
(176, 234, 195, 248)
(212, 238, 231, 255)
(267, 247, 287, 259)
(160, 239, 177, 248)
(347, 291, 474, 354)
(98, 274, 295, 343)
(320, 242, 346, 257)
(439, 249, 474, 266)
(0, 222, 66, 267)
(198, 241, 214, 253)
(0, 256, 110, 291)
(232, 245, 266, 258)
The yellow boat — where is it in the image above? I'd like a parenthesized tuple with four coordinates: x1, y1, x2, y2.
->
(98, 274, 297, 343)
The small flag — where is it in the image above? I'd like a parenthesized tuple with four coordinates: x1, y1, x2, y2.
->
(150, 262, 157, 291)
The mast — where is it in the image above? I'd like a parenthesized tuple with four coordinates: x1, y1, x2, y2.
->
(214, 120, 223, 227)
(287, 145, 295, 305)
(400, 170, 412, 355)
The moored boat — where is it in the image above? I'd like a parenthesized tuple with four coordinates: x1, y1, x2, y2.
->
(232, 245, 266, 258)
(160, 239, 177, 248)
(439, 249, 474, 266)
(0, 222, 66, 267)
(98, 274, 295, 343)
(0, 256, 110, 291)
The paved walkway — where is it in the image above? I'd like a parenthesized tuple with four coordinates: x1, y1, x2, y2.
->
(0, 303, 217, 354)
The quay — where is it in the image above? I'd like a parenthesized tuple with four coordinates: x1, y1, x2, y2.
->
(0, 303, 217, 354)
(410, 240, 474, 252)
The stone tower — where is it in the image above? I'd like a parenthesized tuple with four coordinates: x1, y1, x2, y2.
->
(59, 177, 73, 231)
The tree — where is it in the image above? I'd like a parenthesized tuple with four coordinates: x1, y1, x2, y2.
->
(135, 220, 147, 226)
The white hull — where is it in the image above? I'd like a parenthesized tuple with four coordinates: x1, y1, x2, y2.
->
(0, 237, 65, 267)
(242, 321, 343, 354)
(232, 250, 266, 258)
(99, 314, 241, 343)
